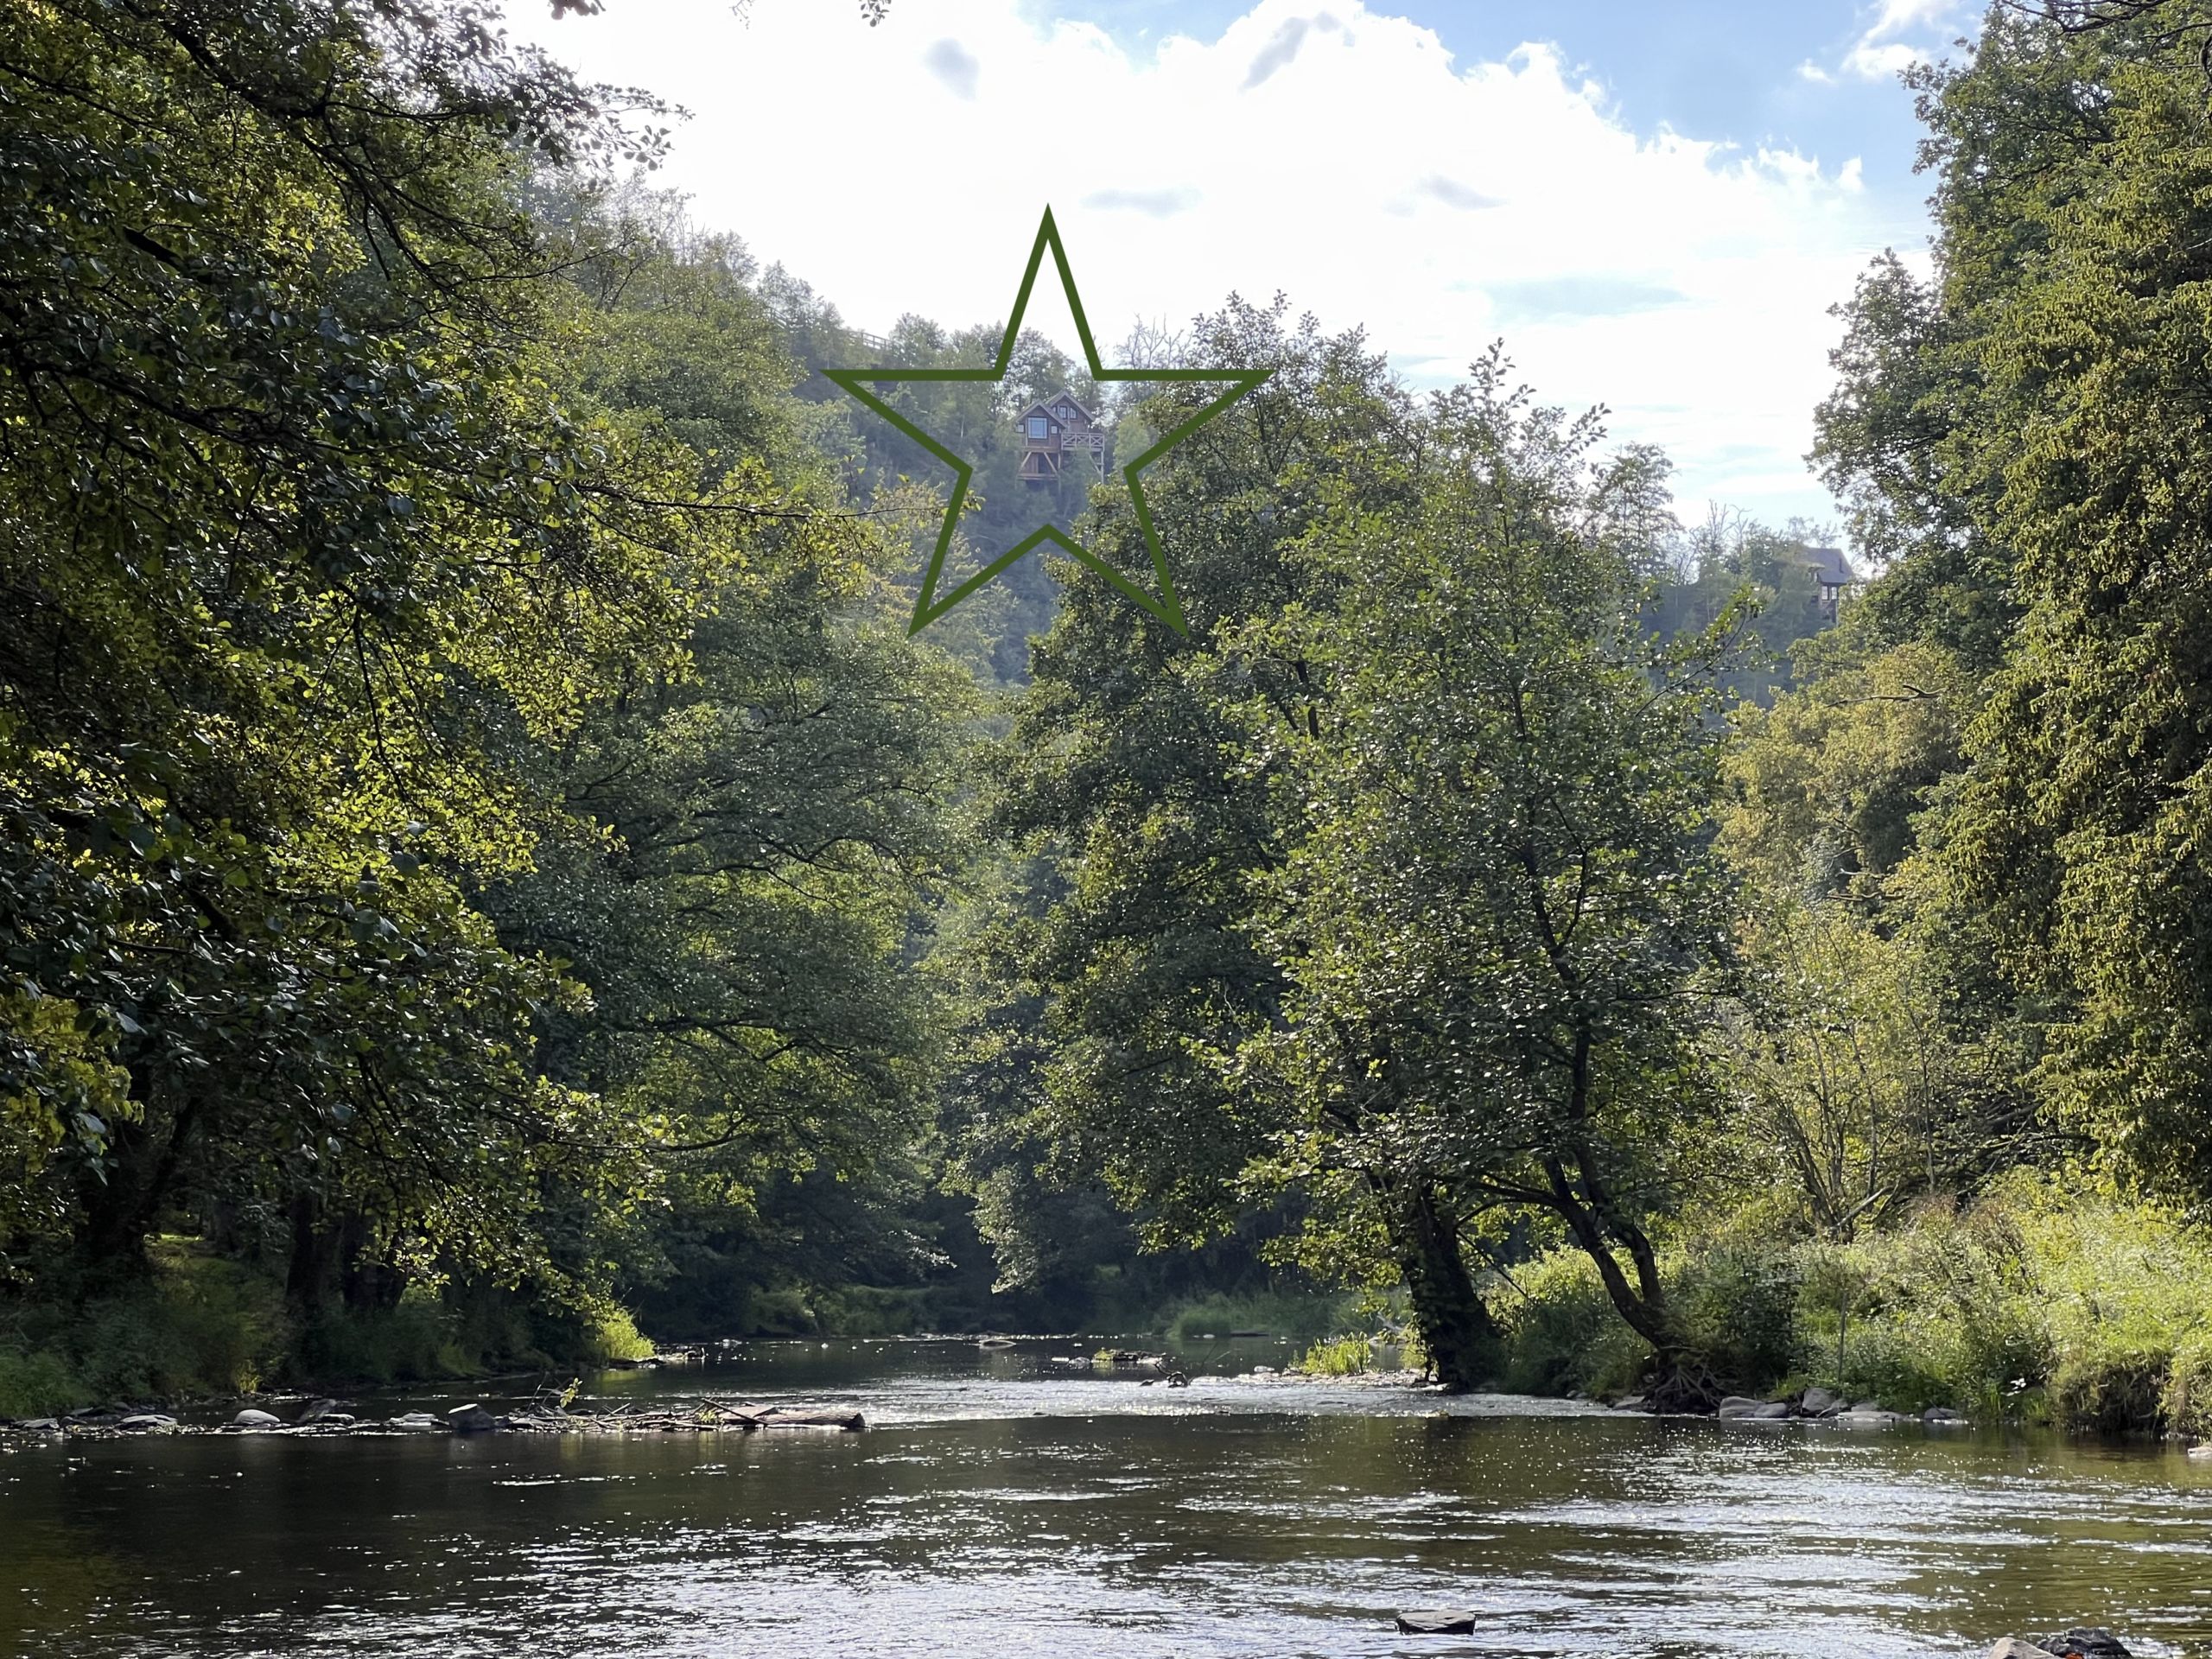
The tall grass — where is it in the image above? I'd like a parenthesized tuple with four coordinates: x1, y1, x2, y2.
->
(0, 1246, 667, 1415)
(1491, 1173, 2212, 1431)
(1163, 1288, 1350, 1348)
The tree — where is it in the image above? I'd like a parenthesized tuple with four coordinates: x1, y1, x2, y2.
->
(0, 0, 967, 1347)
(1236, 354, 1741, 1399)
(1818, 5, 2212, 1205)
(0, 0, 696, 1283)
(983, 298, 1419, 1270)
(554, 1, 895, 22)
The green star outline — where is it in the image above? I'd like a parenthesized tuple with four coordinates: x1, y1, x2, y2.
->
(826, 207, 1271, 637)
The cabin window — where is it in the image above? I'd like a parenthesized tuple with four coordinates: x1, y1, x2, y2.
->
(1057, 404, 1074, 419)
(1027, 416, 1049, 440)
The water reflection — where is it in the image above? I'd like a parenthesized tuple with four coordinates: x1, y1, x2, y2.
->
(3, 1338, 2209, 1657)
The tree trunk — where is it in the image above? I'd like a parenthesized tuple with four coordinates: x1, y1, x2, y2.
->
(338, 1212, 404, 1311)
(1538, 1154, 1720, 1411)
(1391, 1183, 1500, 1391)
(73, 1083, 195, 1279)
(286, 1192, 335, 1309)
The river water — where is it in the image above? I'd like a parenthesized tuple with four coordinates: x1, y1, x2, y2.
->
(4, 1338, 2211, 1658)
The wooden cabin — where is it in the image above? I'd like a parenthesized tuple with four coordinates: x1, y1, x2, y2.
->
(1017, 388, 1103, 483)
(1795, 544, 1859, 621)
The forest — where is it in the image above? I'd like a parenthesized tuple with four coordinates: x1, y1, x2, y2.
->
(6, 0, 2212, 1439)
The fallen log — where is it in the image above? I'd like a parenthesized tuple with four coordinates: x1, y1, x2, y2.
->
(756, 1408, 866, 1431)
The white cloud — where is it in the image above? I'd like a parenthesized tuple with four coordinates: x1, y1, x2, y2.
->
(1868, 0, 1955, 34)
(499, 0, 1919, 529)
(1838, 0, 1965, 82)
(1844, 39, 1923, 80)
(1866, 0, 1955, 31)
(1797, 58, 1836, 85)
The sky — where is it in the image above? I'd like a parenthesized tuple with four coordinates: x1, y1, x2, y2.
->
(497, 0, 1981, 541)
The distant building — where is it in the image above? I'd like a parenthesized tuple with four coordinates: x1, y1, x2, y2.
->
(1017, 389, 1103, 484)
(1792, 544, 1859, 621)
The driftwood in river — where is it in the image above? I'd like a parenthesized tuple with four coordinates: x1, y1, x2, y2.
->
(503, 1399, 866, 1434)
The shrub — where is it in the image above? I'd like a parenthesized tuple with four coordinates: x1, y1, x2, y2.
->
(1295, 1335, 1372, 1376)
(1165, 1289, 1350, 1348)
(1675, 1241, 1802, 1391)
(2053, 1343, 2171, 1434)
(1778, 1177, 2212, 1425)
(1785, 1196, 2053, 1415)
(742, 1287, 817, 1337)
(808, 1284, 929, 1338)
(0, 1346, 85, 1417)
(583, 1304, 657, 1362)
(296, 1294, 461, 1385)
(1492, 1250, 1650, 1397)
(1827, 1318, 1954, 1414)
(2162, 1337, 2212, 1441)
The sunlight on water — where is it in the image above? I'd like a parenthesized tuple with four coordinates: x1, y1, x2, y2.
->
(6, 1340, 2212, 1659)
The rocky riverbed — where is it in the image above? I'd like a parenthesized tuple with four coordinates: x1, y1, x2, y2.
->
(10, 1338, 2212, 1657)
(0, 1395, 865, 1440)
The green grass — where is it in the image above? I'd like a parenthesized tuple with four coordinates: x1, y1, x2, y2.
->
(584, 1304, 658, 1363)
(0, 1243, 292, 1414)
(1490, 1172, 2212, 1429)
(0, 1243, 672, 1412)
(1294, 1335, 1373, 1376)
(0, 1346, 84, 1418)
(1491, 1249, 1652, 1398)
(804, 1284, 934, 1338)
(1162, 1288, 1351, 1348)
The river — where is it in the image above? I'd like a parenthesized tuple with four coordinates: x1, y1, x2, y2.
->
(3, 1338, 2210, 1657)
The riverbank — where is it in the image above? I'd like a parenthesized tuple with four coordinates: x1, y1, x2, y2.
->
(16, 1175, 2212, 1441)
(1300, 1174, 2212, 1440)
(0, 1241, 663, 1420)
(0, 1394, 868, 1440)
(0, 1236, 1351, 1421)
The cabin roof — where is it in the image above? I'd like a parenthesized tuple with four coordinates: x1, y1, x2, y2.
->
(1018, 389, 1097, 423)
(1794, 544, 1858, 585)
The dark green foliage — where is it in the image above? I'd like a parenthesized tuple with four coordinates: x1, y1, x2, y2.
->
(0, 0, 975, 1378)
(20, 0, 2212, 1424)
(1815, 3, 2212, 1207)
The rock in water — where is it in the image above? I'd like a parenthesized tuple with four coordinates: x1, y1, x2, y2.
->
(1801, 1385, 1841, 1414)
(757, 1409, 865, 1431)
(2032, 1630, 2133, 1659)
(1925, 1405, 1968, 1424)
(1990, 1643, 2052, 1659)
(229, 1409, 283, 1430)
(447, 1403, 502, 1434)
(1718, 1397, 1793, 1420)
(388, 1413, 443, 1432)
(116, 1414, 178, 1433)
(1395, 1611, 1478, 1635)
(296, 1398, 346, 1425)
